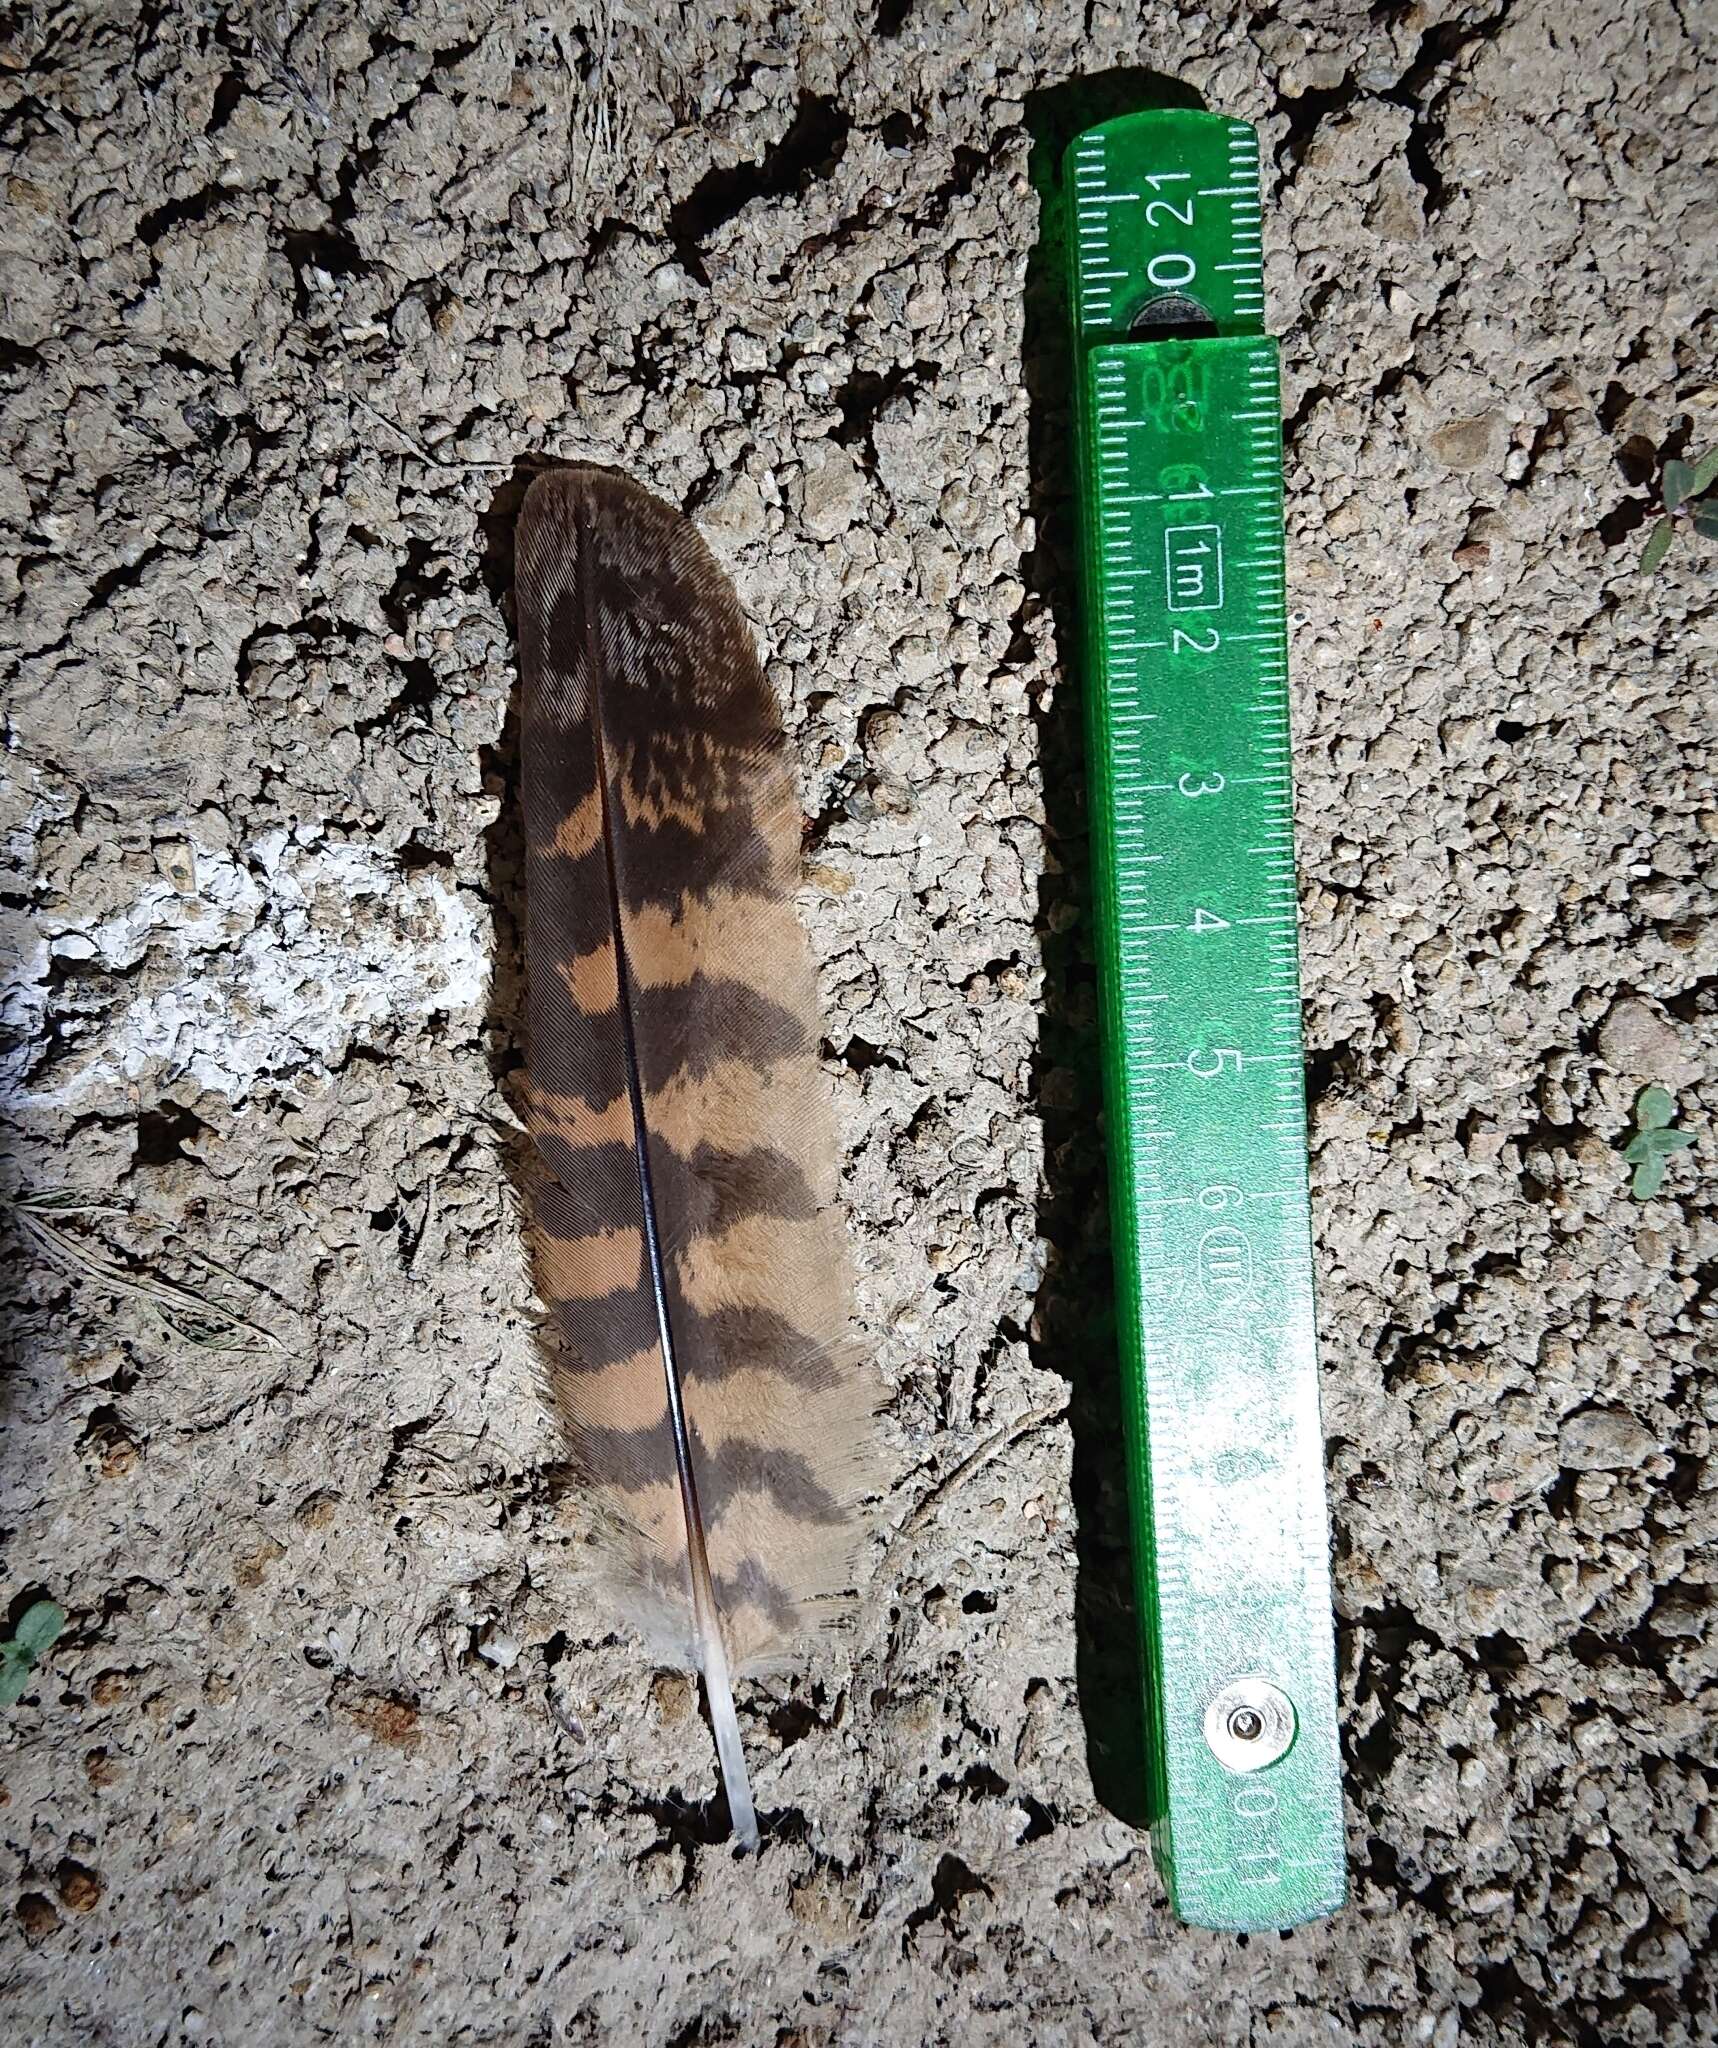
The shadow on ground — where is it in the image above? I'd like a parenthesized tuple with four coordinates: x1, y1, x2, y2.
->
(476, 452, 572, 1109)
(1020, 68, 1206, 1833)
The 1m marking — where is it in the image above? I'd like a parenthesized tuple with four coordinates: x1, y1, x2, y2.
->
(1165, 524, 1224, 610)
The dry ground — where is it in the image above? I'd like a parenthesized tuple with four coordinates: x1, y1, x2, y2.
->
(2, 1, 1715, 2042)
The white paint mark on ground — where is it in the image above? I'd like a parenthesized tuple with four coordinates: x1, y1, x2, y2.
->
(4, 827, 489, 1107)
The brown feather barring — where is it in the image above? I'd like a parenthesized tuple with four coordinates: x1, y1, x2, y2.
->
(514, 468, 874, 1846)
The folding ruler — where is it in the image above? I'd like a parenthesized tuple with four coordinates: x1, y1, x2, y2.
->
(1064, 107, 1346, 1931)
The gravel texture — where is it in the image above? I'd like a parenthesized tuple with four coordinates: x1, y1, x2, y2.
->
(2, 1, 1716, 2042)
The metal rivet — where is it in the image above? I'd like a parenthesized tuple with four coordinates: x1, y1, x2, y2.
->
(1129, 290, 1217, 337)
(1204, 1678, 1295, 1772)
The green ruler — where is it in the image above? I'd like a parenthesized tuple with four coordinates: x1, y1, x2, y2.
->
(1064, 108, 1346, 1931)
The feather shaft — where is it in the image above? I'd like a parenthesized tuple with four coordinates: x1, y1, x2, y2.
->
(592, 701, 759, 1848)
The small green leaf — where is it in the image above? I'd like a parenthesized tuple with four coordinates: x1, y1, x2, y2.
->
(1623, 1085, 1697, 1200)
(12, 1601, 65, 1657)
(1624, 1126, 1697, 1165)
(1664, 459, 1696, 511)
(1689, 447, 1718, 497)
(0, 1650, 34, 1709)
(1648, 1127, 1696, 1156)
(1641, 517, 1675, 572)
(1625, 1118, 1697, 1198)
(1691, 500, 1718, 542)
(1636, 1084, 1675, 1131)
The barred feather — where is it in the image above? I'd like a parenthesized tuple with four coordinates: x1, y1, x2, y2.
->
(514, 467, 875, 1845)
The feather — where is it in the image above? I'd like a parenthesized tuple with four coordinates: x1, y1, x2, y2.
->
(513, 466, 875, 1847)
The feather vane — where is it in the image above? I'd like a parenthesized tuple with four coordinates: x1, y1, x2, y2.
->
(514, 468, 873, 1844)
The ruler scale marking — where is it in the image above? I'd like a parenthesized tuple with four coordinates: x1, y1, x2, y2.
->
(1064, 107, 1345, 1935)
